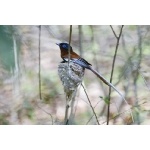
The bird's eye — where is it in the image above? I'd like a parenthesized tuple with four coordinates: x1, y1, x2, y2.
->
(62, 44, 67, 49)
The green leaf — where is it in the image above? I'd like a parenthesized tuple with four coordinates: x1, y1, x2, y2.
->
(100, 96, 110, 105)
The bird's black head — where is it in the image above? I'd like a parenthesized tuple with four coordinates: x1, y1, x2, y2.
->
(56, 43, 72, 51)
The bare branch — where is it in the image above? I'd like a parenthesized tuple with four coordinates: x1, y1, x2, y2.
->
(110, 25, 118, 39)
(107, 25, 125, 125)
(38, 25, 42, 100)
(86, 100, 101, 125)
(81, 83, 100, 125)
(68, 25, 72, 66)
(78, 25, 83, 57)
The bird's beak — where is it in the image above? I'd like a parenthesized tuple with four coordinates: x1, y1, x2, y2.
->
(56, 43, 60, 46)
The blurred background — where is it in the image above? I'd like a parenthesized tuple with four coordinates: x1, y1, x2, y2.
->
(0, 25, 150, 125)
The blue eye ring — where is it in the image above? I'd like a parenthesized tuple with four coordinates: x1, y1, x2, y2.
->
(62, 44, 67, 49)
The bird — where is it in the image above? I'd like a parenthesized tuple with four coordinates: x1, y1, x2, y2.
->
(56, 42, 134, 124)
(56, 43, 92, 69)
(56, 43, 131, 102)
(56, 42, 108, 78)
(56, 42, 109, 83)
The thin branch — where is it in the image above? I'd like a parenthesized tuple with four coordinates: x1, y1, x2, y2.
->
(137, 25, 142, 65)
(81, 83, 100, 125)
(64, 102, 70, 125)
(64, 25, 73, 125)
(107, 25, 124, 125)
(86, 100, 101, 125)
(68, 25, 72, 66)
(110, 25, 118, 39)
(38, 25, 42, 100)
(78, 25, 83, 57)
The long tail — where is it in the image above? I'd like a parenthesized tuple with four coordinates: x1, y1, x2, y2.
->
(88, 66, 134, 122)
(71, 59, 134, 122)
(89, 67, 122, 97)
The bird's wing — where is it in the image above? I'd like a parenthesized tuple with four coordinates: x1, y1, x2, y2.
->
(71, 58, 92, 69)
